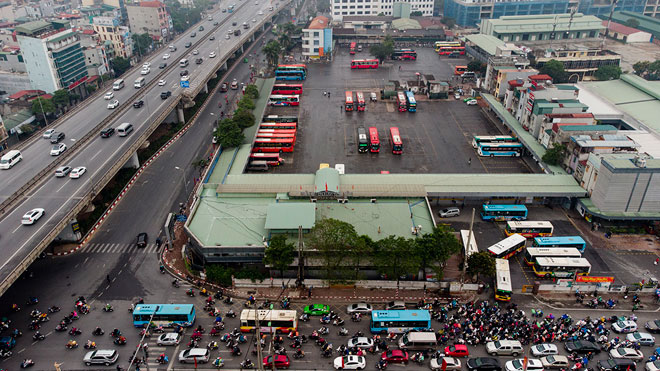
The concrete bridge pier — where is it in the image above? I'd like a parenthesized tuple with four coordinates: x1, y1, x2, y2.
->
(124, 151, 140, 169)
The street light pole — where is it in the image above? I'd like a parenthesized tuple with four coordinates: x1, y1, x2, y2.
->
(174, 166, 189, 198)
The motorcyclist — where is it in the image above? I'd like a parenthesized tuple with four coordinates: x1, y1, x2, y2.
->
(85, 340, 96, 348)
(112, 328, 121, 337)
(213, 357, 224, 367)
(93, 327, 103, 335)
(105, 303, 113, 311)
(66, 339, 77, 348)
(226, 309, 235, 317)
(157, 353, 168, 364)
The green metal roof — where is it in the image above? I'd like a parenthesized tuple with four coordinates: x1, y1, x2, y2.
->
(560, 124, 617, 132)
(3, 109, 34, 130)
(485, 13, 604, 33)
(578, 197, 660, 220)
(465, 34, 506, 56)
(391, 18, 421, 30)
(611, 11, 660, 37)
(14, 20, 51, 35)
(264, 203, 315, 230)
(314, 168, 340, 194)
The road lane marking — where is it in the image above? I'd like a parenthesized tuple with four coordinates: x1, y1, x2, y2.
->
(55, 180, 69, 193)
(11, 225, 21, 234)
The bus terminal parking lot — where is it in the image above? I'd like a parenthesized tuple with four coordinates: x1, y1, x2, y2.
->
(268, 47, 534, 175)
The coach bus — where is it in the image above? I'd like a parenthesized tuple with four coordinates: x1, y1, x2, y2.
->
(260, 122, 297, 130)
(532, 257, 591, 278)
(405, 91, 416, 112)
(454, 65, 468, 75)
(356, 92, 366, 112)
(471, 135, 518, 149)
(396, 92, 407, 112)
(524, 247, 582, 266)
(481, 204, 528, 221)
(370, 310, 431, 334)
(505, 221, 554, 238)
(258, 129, 296, 136)
(263, 115, 298, 123)
(349, 42, 356, 55)
(477, 142, 523, 157)
(438, 46, 465, 56)
(272, 84, 303, 95)
(133, 304, 195, 328)
(368, 127, 380, 153)
(389, 127, 403, 154)
(351, 59, 379, 69)
(435, 41, 462, 52)
(392, 49, 417, 60)
(256, 132, 296, 142)
(357, 126, 369, 153)
(487, 233, 526, 259)
(495, 259, 512, 302)
(253, 138, 295, 153)
(240, 309, 298, 333)
(533, 236, 587, 253)
(268, 94, 300, 106)
(275, 70, 305, 81)
(345, 91, 354, 111)
(276, 64, 307, 74)
(249, 153, 285, 165)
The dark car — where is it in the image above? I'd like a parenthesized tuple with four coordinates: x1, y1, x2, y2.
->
(159, 62, 167, 69)
(0, 337, 15, 350)
(565, 340, 601, 354)
(597, 359, 636, 371)
(220, 83, 228, 92)
(233, 29, 241, 36)
(133, 100, 144, 108)
(198, 26, 204, 31)
(209, 35, 215, 40)
(213, 21, 219, 25)
(190, 32, 196, 37)
(136, 232, 148, 248)
(645, 320, 660, 333)
(467, 357, 502, 371)
(50, 132, 65, 143)
(185, 42, 192, 48)
(180, 69, 189, 76)
(100, 127, 114, 138)
(160, 91, 171, 99)
(195, 58, 203, 64)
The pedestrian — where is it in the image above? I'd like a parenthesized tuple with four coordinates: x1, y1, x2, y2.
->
(340, 105, 343, 112)
(467, 157, 471, 165)
(308, 286, 312, 298)
(323, 91, 327, 96)
(282, 281, 285, 289)
(156, 237, 162, 248)
(328, 92, 331, 98)
(106, 274, 111, 284)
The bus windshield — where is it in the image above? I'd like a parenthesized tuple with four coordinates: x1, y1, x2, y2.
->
(495, 259, 512, 301)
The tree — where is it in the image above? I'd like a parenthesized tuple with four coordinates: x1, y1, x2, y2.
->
(351, 235, 376, 280)
(279, 22, 298, 36)
(31, 97, 56, 120)
(410, 11, 423, 16)
(633, 61, 650, 76)
(86, 85, 97, 94)
(542, 143, 567, 166)
(215, 118, 243, 148)
(373, 236, 419, 282)
(369, 36, 394, 63)
(278, 33, 293, 53)
(237, 97, 255, 111)
(467, 61, 483, 74)
(111, 57, 131, 77)
(233, 108, 255, 129)
(132, 33, 153, 57)
(413, 225, 462, 279)
(264, 235, 296, 278)
(595, 65, 622, 81)
(245, 84, 259, 99)
(441, 17, 456, 29)
(465, 251, 496, 280)
(625, 18, 640, 28)
(308, 218, 359, 282)
(263, 40, 281, 66)
(52, 89, 70, 108)
(539, 59, 566, 83)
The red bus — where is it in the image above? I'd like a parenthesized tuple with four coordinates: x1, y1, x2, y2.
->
(260, 122, 297, 130)
(454, 65, 468, 75)
(256, 132, 296, 139)
(263, 115, 298, 123)
(392, 49, 417, 60)
(438, 46, 465, 56)
(253, 138, 295, 153)
(368, 127, 380, 153)
(351, 59, 379, 69)
(272, 84, 303, 95)
(396, 92, 407, 112)
(345, 91, 354, 111)
(350, 42, 356, 55)
(356, 92, 365, 112)
(257, 129, 297, 135)
(389, 127, 403, 154)
(249, 153, 285, 165)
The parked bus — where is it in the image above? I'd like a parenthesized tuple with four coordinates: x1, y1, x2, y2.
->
(253, 138, 295, 153)
(478, 142, 523, 157)
(435, 41, 462, 52)
(392, 49, 417, 60)
(396, 92, 408, 112)
(494, 259, 512, 302)
(481, 204, 528, 221)
(454, 65, 468, 75)
(368, 127, 380, 153)
(256, 132, 296, 140)
(263, 115, 298, 123)
(487, 234, 526, 259)
(356, 92, 366, 112)
(370, 310, 431, 334)
(389, 127, 403, 154)
(240, 309, 297, 333)
(505, 221, 554, 238)
(357, 126, 369, 153)
(349, 42, 356, 55)
(471, 135, 518, 149)
(351, 59, 379, 69)
(132, 304, 195, 328)
(275, 70, 305, 81)
(257, 129, 297, 135)
(249, 153, 285, 165)
(268, 94, 300, 107)
(272, 84, 303, 95)
(405, 91, 417, 112)
(276, 64, 307, 74)
(523, 247, 582, 266)
(345, 91, 354, 111)
(532, 257, 591, 278)
(260, 122, 297, 130)
(438, 46, 466, 56)
(533, 236, 587, 253)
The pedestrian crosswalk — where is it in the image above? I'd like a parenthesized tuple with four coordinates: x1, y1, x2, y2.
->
(78, 243, 160, 254)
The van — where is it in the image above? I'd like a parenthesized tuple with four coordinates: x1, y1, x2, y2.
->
(247, 161, 269, 172)
(486, 340, 523, 356)
(398, 332, 437, 351)
(234, 29, 241, 36)
(461, 71, 475, 78)
(112, 79, 124, 90)
(134, 77, 146, 88)
(597, 359, 636, 371)
(169, 44, 177, 52)
(116, 123, 133, 137)
(438, 207, 460, 218)
(0, 150, 22, 169)
(179, 59, 189, 68)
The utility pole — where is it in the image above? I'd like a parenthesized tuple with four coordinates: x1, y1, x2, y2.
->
(297, 225, 304, 287)
(601, 0, 619, 49)
(461, 208, 476, 286)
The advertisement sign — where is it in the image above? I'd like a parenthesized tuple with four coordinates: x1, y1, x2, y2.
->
(575, 276, 615, 283)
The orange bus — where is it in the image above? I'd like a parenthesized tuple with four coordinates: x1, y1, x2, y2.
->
(272, 84, 303, 95)
(350, 42, 356, 55)
(389, 127, 403, 154)
(396, 92, 407, 112)
(368, 127, 380, 153)
(454, 65, 468, 75)
(260, 122, 297, 130)
(350, 59, 379, 69)
(356, 92, 365, 112)
(345, 91, 354, 111)
(253, 138, 295, 153)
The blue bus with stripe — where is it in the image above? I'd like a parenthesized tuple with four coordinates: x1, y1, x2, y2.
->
(132, 304, 195, 328)
(481, 204, 528, 221)
(405, 91, 416, 112)
(477, 142, 522, 157)
(370, 310, 431, 334)
(533, 236, 587, 253)
(275, 70, 306, 81)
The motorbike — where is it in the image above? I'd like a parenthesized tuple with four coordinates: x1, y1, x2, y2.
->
(232, 346, 241, 356)
(225, 310, 236, 318)
(339, 328, 349, 336)
(65, 340, 78, 349)
(11, 329, 22, 338)
(376, 360, 388, 370)
(332, 318, 345, 326)
(212, 357, 225, 368)
(153, 325, 165, 333)
(69, 328, 81, 336)
(103, 306, 114, 312)
(0, 350, 12, 358)
(20, 359, 34, 368)
(157, 355, 169, 364)
(84, 340, 96, 349)
(319, 326, 329, 335)
(27, 297, 38, 305)
(200, 290, 210, 297)
(207, 341, 219, 350)
(351, 314, 361, 322)
(223, 297, 233, 305)
(114, 337, 127, 345)
(172, 280, 180, 288)
(299, 313, 309, 322)
(32, 333, 45, 341)
(240, 360, 254, 369)
(187, 289, 195, 297)
(48, 306, 60, 313)
(93, 328, 104, 336)
(55, 324, 67, 332)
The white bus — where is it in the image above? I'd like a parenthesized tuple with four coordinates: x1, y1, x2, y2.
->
(239, 309, 297, 333)
(487, 233, 526, 259)
(471, 135, 517, 149)
(523, 247, 582, 266)
(505, 221, 554, 238)
(532, 257, 591, 278)
(112, 79, 124, 90)
(460, 230, 478, 265)
(494, 259, 512, 302)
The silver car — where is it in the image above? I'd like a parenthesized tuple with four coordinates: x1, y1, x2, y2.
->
(157, 332, 181, 346)
(346, 303, 372, 314)
(83, 350, 118, 366)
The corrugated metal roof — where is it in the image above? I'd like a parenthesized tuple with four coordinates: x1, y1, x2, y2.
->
(465, 34, 505, 56)
(264, 203, 315, 229)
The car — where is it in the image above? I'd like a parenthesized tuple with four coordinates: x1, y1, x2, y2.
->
(107, 99, 119, 109)
(258, 10, 263, 14)
(192, 49, 199, 55)
(231, 80, 239, 90)
(303, 304, 330, 316)
(195, 58, 203, 64)
(225, 34, 230, 39)
(190, 32, 196, 37)
(22, 208, 45, 225)
(83, 349, 119, 366)
(50, 143, 67, 156)
(438, 207, 460, 218)
(180, 69, 189, 76)
(198, 26, 204, 31)
(232, 21, 237, 26)
(159, 62, 167, 69)
(263, 355, 290, 369)
(158, 79, 166, 86)
(100, 127, 115, 138)
(133, 100, 144, 108)
(598, 359, 636, 371)
(209, 35, 215, 40)
(467, 357, 502, 371)
(541, 355, 570, 369)
(69, 167, 86, 179)
(445, 344, 469, 357)
(646, 360, 660, 371)
(610, 348, 644, 362)
(104, 91, 114, 100)
(220, 83, 228, 92)
(466, 99, 478, 106)
(385, 301, 406, 310)
(50, 131, 65, 143)
(228, 29, 234, 34)
(531, 344, 558, 357)
(209, 51, 216, 58)
(142, 62, 151, 68)
(455, 93, 461, 99)
(181, 76, 189, 82)
(431, 357, 462, 371)
(346, 303, 372, 314)
(614, 320, 638, 334)
(136, 232, 148, 248)
(463, 97, 475, 103)
(334, 355, 366, 370)
(178, 348, 209, 363)
(221, 8, 226, 12)
(381, 350, 408, 364)
(42, 128, 55, 139)
(215, 20, 220, 24)
(163, 53, 170, 59)
(628, 332, 656, 346)
(185, 42, 192, 48)
(565, 340, 601, 354)
(646, 321, 660, 334)
(141, 67, 150, 75)
(505, 359, 543, 371)
(161, 91, 171, 99)
(348, 337, 374, 349)
(157, 332, 181, 346)
(55, 166, 72, 177)
(252, 18, 257, 22)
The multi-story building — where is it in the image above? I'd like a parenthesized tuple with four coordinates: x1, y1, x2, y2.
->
(82, 44, 109, 77)
(332, 0, 434, 21)
(566, 134, 639, 177)
(480, 14, 604, 43)
(532, 48, 621, 82)
(16, 20, 88, 94)
(92, 15, 133, 59)
(126, 1, 172, 42)
(302, 16, 332, 60)
(82, 0, 127, 22)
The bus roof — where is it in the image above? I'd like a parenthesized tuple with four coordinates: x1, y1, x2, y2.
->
(269, 94, 300, 99)
(240, 309, 297, 321)
(371, 310, 430, 321)
(526, 247, 582, 257)
(534, 236, 586, 244)
(507, 221, 553, 228)
(487, 234, 526, 255)
(482, 204, 528, 212)
(480, 142, 523, 147)
(133, 304, 194, 315)
(495, 259, 512, 291)
(534, 257, 591, 267)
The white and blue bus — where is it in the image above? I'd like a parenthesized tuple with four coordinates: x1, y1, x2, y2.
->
(523, 247, 582, 266)
(533, 236, 587, 253)
(370, 310, 431, 334)
(481, 204, 528, 221)
(275, 70, 305, 81)
(132, 304, 195, 328)
(478, 142, 523, 157)
(471, 135, 518, 149)
(405, 91, 416, 112)
(487, 234, 526, 259)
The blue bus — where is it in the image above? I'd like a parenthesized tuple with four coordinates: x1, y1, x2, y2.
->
(477, 142, 522, 157)
(132, 304, 195, 328)
(370, 310, 431, 334)
(275, 70, 305, 81)
(481, 204, 528, 221)
(533, 236, 587, 253)
(405, 91, 416, 112)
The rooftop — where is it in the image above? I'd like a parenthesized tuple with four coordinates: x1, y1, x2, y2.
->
(602, 20, 646, 36)
(465, 34, 506, 56)
(307, 16, 329, 29)
(483, 13, 605, 32)
(611, 11, 660, 37)
(14, 20, 51, 36)
(139, 1, 164, 7)
(391, 18, 421, 30)
(342, 16, 394, 22)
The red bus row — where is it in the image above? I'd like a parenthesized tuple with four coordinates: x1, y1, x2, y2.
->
(359, 127, 403, 154)
(344, 91, 366, 112)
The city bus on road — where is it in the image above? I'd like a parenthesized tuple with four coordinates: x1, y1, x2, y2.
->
(405, 91, 416, 112)
(260, 122, 297, 130)
(435, 41, 462, 52)
(249, 153, 285, 165)
(481, 204, 528, 221)
(487, 233, 526, 259)
(253, 138, 295, 153)
(471, 135, 518, 149)
(356, 92, 366, 111)
(263, 115, 298, 123)
(369, 127, 380, 153)
(392, 49, 417, 60)
(350, 42, 356, 55)
(495, 259, 512, 302)
(396, 92, 407, 112)
(532, 257, 591, 278)
(351, 59, 379, 69)
(272, 84, 303, 95)
(268, 94, 300, 106)
(370, 310, 431, 334)
(389, 127, 403, 154)
(132, 304, 195, 328)
(505, 221, 554, 238)
(477, 142, 523, 157)
(240, 309, 297, 333)
(345, 91, 354, 111)
(454, 65, 468, 75)
(524, 247, 582, 266)
(533, 236, 587, 253)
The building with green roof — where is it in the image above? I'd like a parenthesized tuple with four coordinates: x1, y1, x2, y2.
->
(480, 13, 604, 43)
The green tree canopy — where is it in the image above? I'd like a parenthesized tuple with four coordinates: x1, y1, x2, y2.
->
(369, 36, 394, 62)
(414, 225, 462, 279)
(132, 33, 153, 57)
(467, 61, 486, 75)
(264, 235, 296, 277)
(110, 57, 131, 77)
(373, 236, 419, 281)
(466, 251, 496, 280)
(263, 40, 281, 66)
(233, 108, 255, 129)
(441, 17, 456, 29)
(245, 84, 259, 99)
(542, 143, 567, 166)
(308, 218, 359, 282)
(595, 65, 622, 81)
(633, 61, 650, 76)
(215, 118, 243, 148)
(278, 33, 293, 53)
(539, 59, 566, 83)
(52, 89, 70, 107)
(237, 96, 255, 111)
(31, 97, 56, 118)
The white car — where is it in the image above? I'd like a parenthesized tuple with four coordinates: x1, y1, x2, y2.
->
(646, 360, 660, 371)
(541, 355, 570, 369)
(431, 357, 462, 371)
(346, 303, 372, 314)
(531, 344, 558, 357)
(252, 18, 257, 22)
(142, 62, 151, 68)
(157, 333, 181, 346)
(107, 99, 119, 109)
(192, 49, 199, 55)
(158, 79, 166, 86)
(104, 91, 114, 100)
(347, 337, 373, 349)
(178, 348, 209, 363)
(334, 355, 366, 370)
(627, 332, 656, 346)
(225, 34, 230, 39)
(209, 51, 216, 58)
(610, 348, 644, 362)
(258, 10, 263, 14)
(141, 67, 150, 75)
(42, 129, 55, 139)
(69, 167, 86, 179)
(505, 359, 543, 371)
(50, 143, 67, 156)
(22, 208, 45, 225)
(228, 29, 233, 35)
(466, 99, 478, 106)
(163, 54, 170, 60)
(613, 320, 638, 333)
(181, 76, 189, 82)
